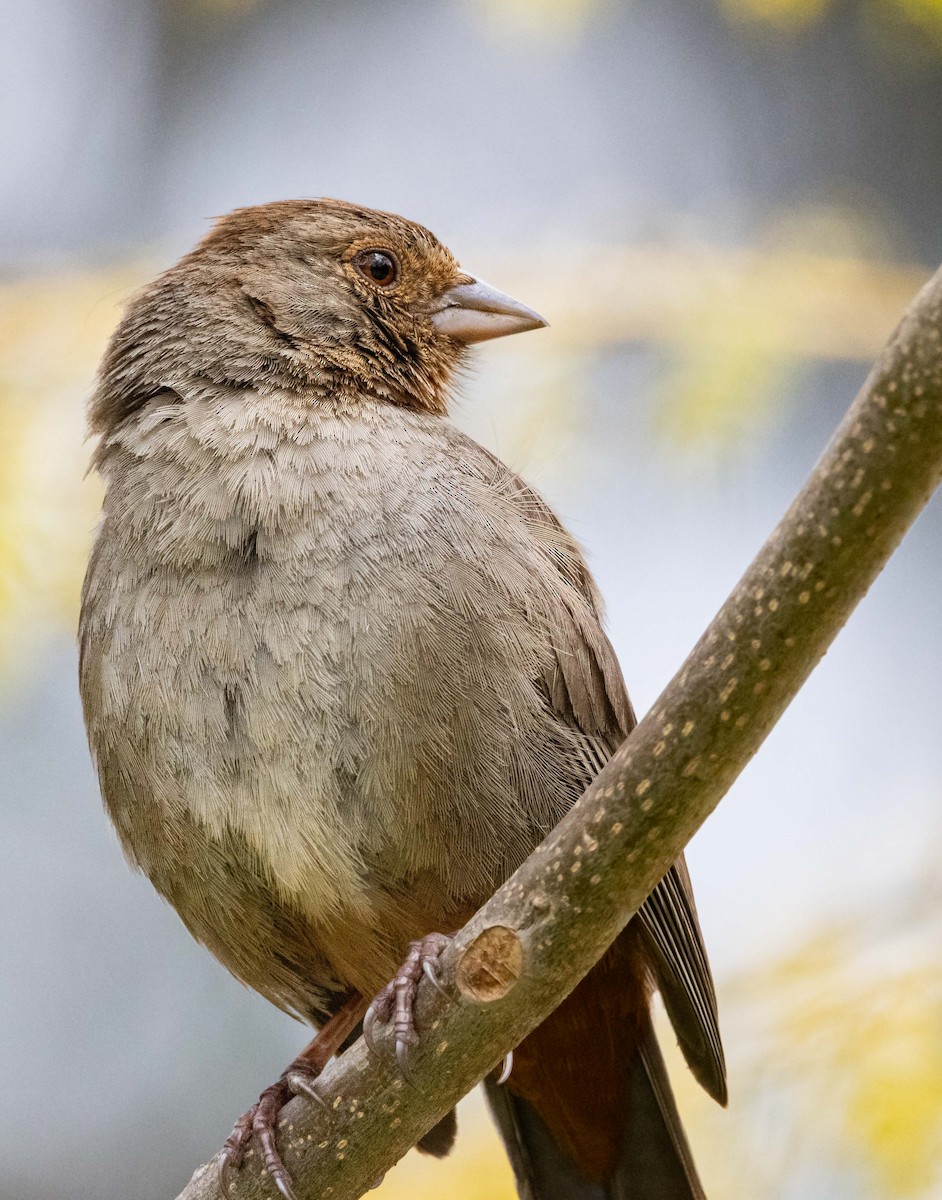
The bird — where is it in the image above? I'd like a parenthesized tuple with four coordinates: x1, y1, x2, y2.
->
(79, 198, 726, 1200)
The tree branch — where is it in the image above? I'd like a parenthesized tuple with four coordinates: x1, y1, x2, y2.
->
(180, 266, 942, 1200)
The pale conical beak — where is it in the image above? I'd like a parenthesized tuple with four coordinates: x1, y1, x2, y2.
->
(430, 277, 548, 344)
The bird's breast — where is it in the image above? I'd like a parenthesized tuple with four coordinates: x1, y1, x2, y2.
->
(81, 390, 566, 970)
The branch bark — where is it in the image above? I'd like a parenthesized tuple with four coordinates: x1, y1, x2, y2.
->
(180, 266, 942, 1200)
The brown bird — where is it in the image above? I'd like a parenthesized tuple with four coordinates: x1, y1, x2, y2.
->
(79, 198, 726, 1200)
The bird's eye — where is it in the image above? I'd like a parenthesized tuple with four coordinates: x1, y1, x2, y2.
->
(354, 249, 399, 288)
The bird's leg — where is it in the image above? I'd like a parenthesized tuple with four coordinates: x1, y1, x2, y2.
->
(362, 933, 452, 1082)
(218, 991, 366, 1199)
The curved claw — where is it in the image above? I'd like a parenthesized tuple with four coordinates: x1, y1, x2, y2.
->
(216, 1151, 233, 1196)
(364, 933, 452, 1086)
(395, 1036, 416, 1086)
(272, 1174, 298, 1200)
(422, 959, 447, 996)
(363, 1003, 382, 1054)
(496, 1050, 514, 1086)
(287, 1071, 329, 1109)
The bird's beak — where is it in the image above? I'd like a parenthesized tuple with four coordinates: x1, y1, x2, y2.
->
(430, 277, 548, 344)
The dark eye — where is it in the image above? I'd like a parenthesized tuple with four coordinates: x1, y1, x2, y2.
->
(354, 249, 399, 288)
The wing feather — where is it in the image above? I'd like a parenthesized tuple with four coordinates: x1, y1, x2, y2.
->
(474, 443, 727, 1105)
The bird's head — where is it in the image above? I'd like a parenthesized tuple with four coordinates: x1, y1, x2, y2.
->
(91, 198, 547, 434)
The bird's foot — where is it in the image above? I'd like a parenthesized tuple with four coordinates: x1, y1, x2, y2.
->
(217, 1063, 333, 1198)
(218, 1074, 302, 1199)
(217, 992, 365, 1199)
(363, 933, 452, 1082)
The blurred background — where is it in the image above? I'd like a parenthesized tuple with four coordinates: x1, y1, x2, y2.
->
(2, 0, 942, 1197)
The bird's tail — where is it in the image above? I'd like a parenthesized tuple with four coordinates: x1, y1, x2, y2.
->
(484, 1010, 706, 1200)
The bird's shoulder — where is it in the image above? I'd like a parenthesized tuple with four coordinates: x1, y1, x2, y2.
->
(430, 425, 636, 743)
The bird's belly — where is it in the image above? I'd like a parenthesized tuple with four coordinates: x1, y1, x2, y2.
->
(82, 540, 552, 1007)
(81, 401, 587, 1005)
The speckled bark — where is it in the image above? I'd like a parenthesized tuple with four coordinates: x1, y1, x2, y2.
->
(178, 268, 942, 1200)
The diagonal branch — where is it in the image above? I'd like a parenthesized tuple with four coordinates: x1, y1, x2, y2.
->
(179, 266, 942, 1200)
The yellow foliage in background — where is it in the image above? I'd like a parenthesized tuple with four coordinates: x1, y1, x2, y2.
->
(371, 1090, 517, 1200)
(720, 0, 831, 29)
(173, 0, 942, 49)
(492, 220, 924, 463)
(0, 273, 135, 682)
(671, 870, 942, 1199)
(720, 0, 942, 44)
(468, 0, 942, 45)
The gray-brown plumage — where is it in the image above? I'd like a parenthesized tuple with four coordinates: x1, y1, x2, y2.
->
(80, 198, 726, 1199)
